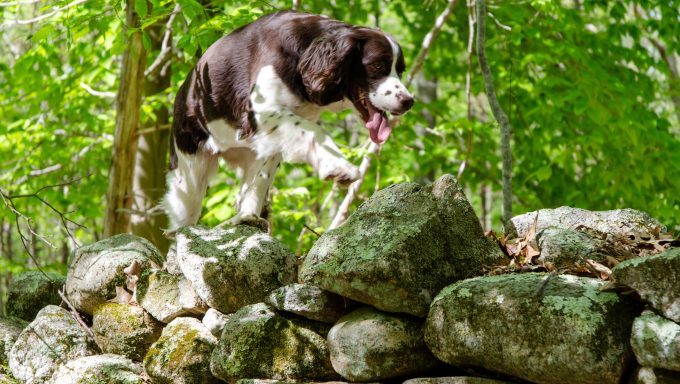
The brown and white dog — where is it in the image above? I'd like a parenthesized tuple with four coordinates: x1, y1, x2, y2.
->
(163, 11, 414, 230)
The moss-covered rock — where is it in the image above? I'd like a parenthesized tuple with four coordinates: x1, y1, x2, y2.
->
(632, 366, 680, 384)
(210, 303, 339, 383)
(402, 378, 512, 384)
(65, 234, 164, 315)
(8, 305, 98, 383)
(92, 302, 163, 361)
(0, 317, 27, 367)
(300, 174, 504, 317)
(425, 273, 639, 384)
(612, 248, 680, 322)
(630, 310, 680, 371)
(47, 354, 143, 384)
(6, 272, 65, 322)
(176, 226, 296, 314)
(144, 317, 219, 384)
(327, 307, 438, 382)
(266, 284, 352, 323)
(137, 269, 207, 323)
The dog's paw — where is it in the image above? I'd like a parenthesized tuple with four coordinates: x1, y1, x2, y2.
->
(319, 160, 360, 186)
(220, 213, 270, 232)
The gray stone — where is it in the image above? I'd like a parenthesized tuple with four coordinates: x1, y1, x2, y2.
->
(202, 308, 231, 338)
(165, 242, 183, 275)
(506, 207, 665, 239)
(0, 317, 27, 366)
(300, 175, 504, 317)
(65, 234, 164, 315)
(137, 269, 208, 323)
(176, 226, 296, 314)
(236, 381, 350, 384)
(210, 303, 338, 382)
(265, 284, 352, 323)
(631, 311, 680, 371)
(8, 305, 98, 384)
(613, 248, 680, 322)
(92, 302, 163, 361)
(48, 354, 143, 384)
(425, 273, 639, 384)
(0, 367, 20, 384)
(537, 228, 603, 266)
(633, 367, 680, 384)
(328, 307, 438, 382)
(144, 317, 219, 384)
(6, 272, 65, 321)
(403, 378, 512, 384)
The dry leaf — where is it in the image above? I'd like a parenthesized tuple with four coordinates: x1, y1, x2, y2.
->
(585, 259, 612, 280)
(109, 286, 133, 304)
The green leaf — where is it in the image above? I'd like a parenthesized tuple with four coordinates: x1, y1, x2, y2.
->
(134, 0, 148, 18)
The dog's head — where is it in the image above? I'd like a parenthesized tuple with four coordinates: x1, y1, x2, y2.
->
(298, 27, 414, 144)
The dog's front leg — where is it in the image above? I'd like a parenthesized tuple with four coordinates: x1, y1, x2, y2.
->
(227, 154, 281, 229)
(251, 111, 360, 185)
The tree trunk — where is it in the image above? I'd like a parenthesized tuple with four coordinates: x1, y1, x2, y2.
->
(104, 0, 147, 237)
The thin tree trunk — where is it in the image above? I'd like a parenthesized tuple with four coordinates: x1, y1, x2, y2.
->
(476, 0, 513, 226)
(104, 0, 147, 237)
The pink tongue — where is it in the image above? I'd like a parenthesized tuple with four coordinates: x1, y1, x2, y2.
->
(366, 111, 392, 144)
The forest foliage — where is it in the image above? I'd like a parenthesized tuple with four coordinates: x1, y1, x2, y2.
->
(0, 0, 678, 292)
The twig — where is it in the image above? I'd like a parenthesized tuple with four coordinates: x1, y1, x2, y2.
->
(0, 0, 40, 7)
(487, 12, 512, 31)
(330, 0, 459, 229)
(476, 0, 513, 225)
(144, 4, 181, 78)
(135, 124, 170, 137)
(303, 224, 320, 237)
(4, 0, 89, 25)
(58, 289, 96, 341)
(457, 0, 476, 181)
(80, 82, 116, 99)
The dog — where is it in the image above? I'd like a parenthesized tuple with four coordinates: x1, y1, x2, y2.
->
(163, 11, 414, 231)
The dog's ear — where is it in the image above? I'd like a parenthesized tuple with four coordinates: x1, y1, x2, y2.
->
(298, 30, 356, 105)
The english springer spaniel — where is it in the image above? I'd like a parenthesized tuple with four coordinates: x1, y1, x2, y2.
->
(163, 11, 414, 231)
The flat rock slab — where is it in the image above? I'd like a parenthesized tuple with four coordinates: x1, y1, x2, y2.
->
(403, 378, 512, 384)
(137, 269, 207, 323)
(48, 354, 143, 384)
(266, 284, 352, 323)
(506, 207, 665, 239)
(144, 317, 219, 384)
(210, 303, 338, 382)
(176, 226, 296, 314)
(328, 307, 438, 382)
(631, 311, 680, 371)
(92, 302, 163, 361)
(425, 273, 639, 384)
(65, 234, 164, 315)
(612, 248, 680, 322)
(6, 272, 65, 322)
(0, 317, 27, 366)
(8, 305, 98, 384)
(300, 174, 504, 317)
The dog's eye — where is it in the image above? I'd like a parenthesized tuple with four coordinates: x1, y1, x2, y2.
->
(370, 63, 385, 72)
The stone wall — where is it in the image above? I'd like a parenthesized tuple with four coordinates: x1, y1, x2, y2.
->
(1, 174, 678, 384)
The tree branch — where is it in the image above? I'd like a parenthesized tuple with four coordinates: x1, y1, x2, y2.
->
(144, 4, 181, 78)
(4, 0, 89, 25)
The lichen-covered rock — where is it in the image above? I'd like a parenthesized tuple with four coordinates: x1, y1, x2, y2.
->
(65, 234, 164, 315)
(8, 305, 98, 384)
(0, 367, 20, 384)
(48, 354, 143, 384)
(327, 307, 438, 381)
(300, 175, 504, 317)
(506, 207, 665, 240)
(536, 228, 604, 266)
(265, 284, 352, 323)
(165, 242, 183, 275)
(630, 311, 680, 371)
(137, 269, 208, 323)
(235, 381, 349, 384)
(176, 226, 296, 314)
(0, 317, 27, 366)
(202, 308, 232, 338)
(612, 248, 680, 322)
(425, 273, 639, 384)
(144, 317, 219, 384)
(92, 302, 163, 361)
(403, 378, 512, 384)
(210, 303, 338, 382)
(632, 367, 680, 384)
(6, 272, 65, 321)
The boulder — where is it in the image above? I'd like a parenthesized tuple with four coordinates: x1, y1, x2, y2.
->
(202, 308, 231, 338)
(266, 284, 352, 323)
(300, 175, 504, 317)
(137, 269, 208, 323)
(0, 317, 27, 366)
(8, 305, 98, 383)
(47, 354, 143, 384)
(176, 226, 296, 314)
(536, 228, 604, 267)
(165, 242, 183, 275)
(425, 273, 639, 384)
(506, 207, 664, 240)
(65, 234, 164, 315)
(403, 378, 512, 384)
(210, 303, 338, 382)
(632, 367, 680, 384)
(630, 311, 680, 371)
(612, 248, 680, 322)
(6, 272, 65, 321)
(327, 307, 438, 381)
(92, 302, 163, 361)
(144, 317, 219, 384)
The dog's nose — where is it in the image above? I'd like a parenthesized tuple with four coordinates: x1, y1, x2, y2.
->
(398, 93, 414, 111)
